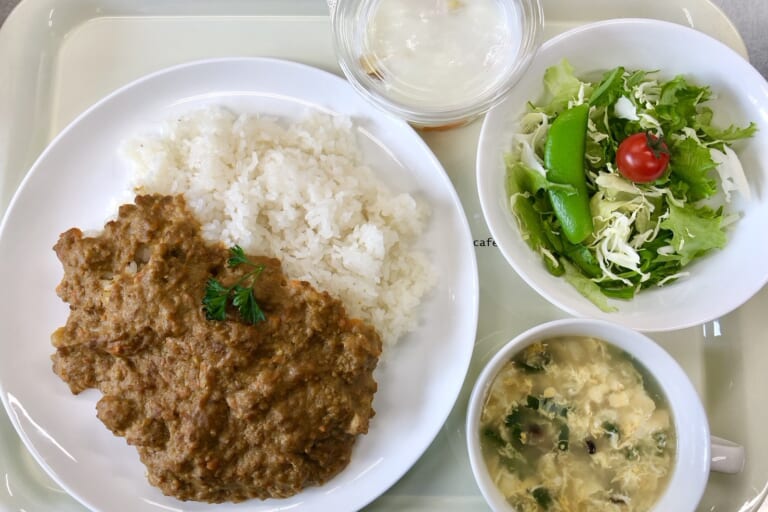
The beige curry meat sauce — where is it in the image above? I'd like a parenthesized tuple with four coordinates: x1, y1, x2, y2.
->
(50, 194, 382, 502)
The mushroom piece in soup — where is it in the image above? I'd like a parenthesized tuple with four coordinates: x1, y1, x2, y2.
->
(480, 336, 675, 511)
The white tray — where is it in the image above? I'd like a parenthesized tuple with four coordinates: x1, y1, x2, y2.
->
(0, 1, 764, 511)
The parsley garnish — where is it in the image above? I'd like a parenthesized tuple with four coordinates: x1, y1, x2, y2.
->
(202, 245, 266, 324)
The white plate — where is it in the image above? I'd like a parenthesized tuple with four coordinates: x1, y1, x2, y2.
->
(0, 57, 479, 512)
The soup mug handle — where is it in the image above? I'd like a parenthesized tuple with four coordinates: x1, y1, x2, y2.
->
(710, 435, 745, 474)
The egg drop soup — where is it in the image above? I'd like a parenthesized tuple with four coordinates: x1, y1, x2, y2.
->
(480, 336, 675, 511)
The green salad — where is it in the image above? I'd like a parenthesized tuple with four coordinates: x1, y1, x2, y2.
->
(506, 59, 757, 311)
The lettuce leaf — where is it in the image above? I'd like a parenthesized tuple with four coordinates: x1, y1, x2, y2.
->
(694, 106, 757, 142)
(624, 69, 656, 89)
(704, 121, 758, 144)
(589, 66, 625, 107)
(655, 75, 711, 132)
(660, 203, 727, 265)
(669, 137, 718, 201)
(542, 60, 589, 114)
(561, 259, 617, 312)
(506, 162, 565, 276)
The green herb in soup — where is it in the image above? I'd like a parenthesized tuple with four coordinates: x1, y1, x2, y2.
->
(480, 337, 675, 511)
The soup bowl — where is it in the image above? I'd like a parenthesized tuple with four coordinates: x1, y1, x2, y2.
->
(466, 318, 742, 511)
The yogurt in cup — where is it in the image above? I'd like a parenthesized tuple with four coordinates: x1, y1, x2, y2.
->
(466, 319, 744, 511)
(330, 0, 543, 129)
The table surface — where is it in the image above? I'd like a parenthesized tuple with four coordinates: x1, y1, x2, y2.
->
(0, 1, 766, 512)
(0, 0, 767, 78)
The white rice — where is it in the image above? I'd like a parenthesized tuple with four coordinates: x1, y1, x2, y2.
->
(121, 107, 435, 348)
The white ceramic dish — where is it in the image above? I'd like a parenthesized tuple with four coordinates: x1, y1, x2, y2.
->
(0, 57, 478, 512)
(466, 318, 711, 511)
(477, 18, 768, 332)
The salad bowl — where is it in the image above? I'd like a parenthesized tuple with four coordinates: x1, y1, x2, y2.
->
(477, 18, 768, 331)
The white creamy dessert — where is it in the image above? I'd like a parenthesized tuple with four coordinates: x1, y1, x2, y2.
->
(362, 0, 521, 110)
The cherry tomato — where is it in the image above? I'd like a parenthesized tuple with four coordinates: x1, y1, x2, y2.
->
(616, 132, 670, 183)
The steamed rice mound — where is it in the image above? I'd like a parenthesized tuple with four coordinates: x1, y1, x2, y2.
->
(121, 107, 434, 347)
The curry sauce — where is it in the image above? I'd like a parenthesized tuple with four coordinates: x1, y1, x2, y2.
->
(51, 194, 382, 502)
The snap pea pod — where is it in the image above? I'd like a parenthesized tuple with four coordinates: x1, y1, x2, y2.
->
(544, 103, 593, 244)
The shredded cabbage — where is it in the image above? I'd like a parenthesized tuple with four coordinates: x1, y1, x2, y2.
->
(505, 59, 756, 309)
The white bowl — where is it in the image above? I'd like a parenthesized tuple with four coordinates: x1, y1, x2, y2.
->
(476, 18, 768, 331)
(466, 318, 710, 512)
